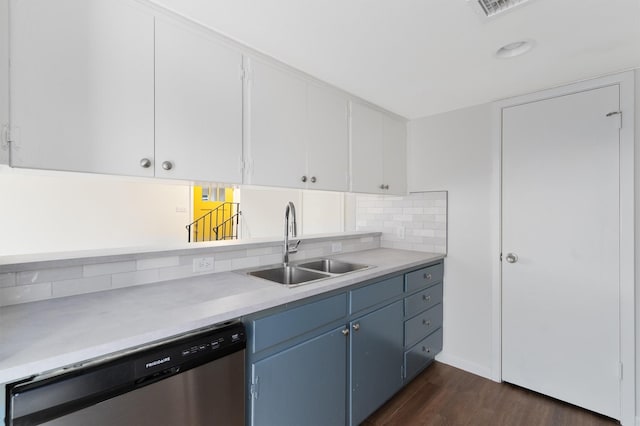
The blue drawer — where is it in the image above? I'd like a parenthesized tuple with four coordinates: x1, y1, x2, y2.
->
(404, 303, 443, 348)
(404, 282, 442, 318)
(252, 293, 348, 353)
(404, 328, 443, 380)
(350, 275, 403, 314)
(405, 262, 443, 293)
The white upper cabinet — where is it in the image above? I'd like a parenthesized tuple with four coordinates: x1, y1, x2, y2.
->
(350, 102, 407, 195)
(246, 58, 307, 189)
(381, 114, 407, 195)
(155, 17, 243, 183)
(306, 84, 349, 191)
(10, 0, 155, 176)
(246, 58, 350, 191)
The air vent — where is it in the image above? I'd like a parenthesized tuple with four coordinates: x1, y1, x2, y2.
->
(474, 0, 530, 17)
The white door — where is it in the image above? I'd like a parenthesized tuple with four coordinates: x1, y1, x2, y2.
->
(350, 102, 383, 194)
(10, 0, 155, 176)
(306, 84, 349, 192)
(502, 85, 620, 419)
(155, 17, 243, 183)
(246, 58, 307, 188)
(381, 115, 407, 195)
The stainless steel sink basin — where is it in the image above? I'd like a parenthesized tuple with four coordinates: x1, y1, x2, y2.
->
(296, 259, 370, 274)
(247, 265, 330, 285)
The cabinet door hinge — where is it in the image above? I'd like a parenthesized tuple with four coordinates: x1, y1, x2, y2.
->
(1, 124, 11, 149)
(606, 111, 622, 129)
(250, 376, 260, 399)
(618, 362, 623, 380)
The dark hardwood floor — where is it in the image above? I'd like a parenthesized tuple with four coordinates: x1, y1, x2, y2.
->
(363, 362, 619, 426)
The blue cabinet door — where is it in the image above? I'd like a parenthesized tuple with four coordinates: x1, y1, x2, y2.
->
(349, 300, 404, 425)
(251, 326, 348, 426)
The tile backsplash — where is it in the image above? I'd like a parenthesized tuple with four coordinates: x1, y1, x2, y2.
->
(355, 191, 447, 253)
(0, 233, 380, 307)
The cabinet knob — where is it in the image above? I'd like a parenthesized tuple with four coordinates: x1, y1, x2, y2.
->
(505, 253, 519, 263)
(301, 176, 308, 183)
(422, 295, 431, 302)
(422, 346, 431, 353)
(352, 323, 360, 331)
(384, 184, 390, 190)
(422, 319, 431, 327)
(423, 273, 432, 280)
(342, 328, 349, 336)
(379, 184, 385, 190)
(140, 158, 151, 168)
(162, 161, 173, 171)
(310, 176, 317, 183)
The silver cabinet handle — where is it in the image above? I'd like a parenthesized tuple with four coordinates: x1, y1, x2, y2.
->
(505, 253, 519, 263)
(423, 273, 432, 280)
(342, 328, 349, 336)
(301, 176, 307, 183)
(140, 158, 151, 168)
(352, 323, 360, 331)
(161, 161, 173, 171)
(422, 295, 431, 302)
(310, 176, 316, 183)
(422, 319, 431, 327)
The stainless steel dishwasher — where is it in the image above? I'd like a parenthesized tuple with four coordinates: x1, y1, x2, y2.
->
(5, 321, 246, 426)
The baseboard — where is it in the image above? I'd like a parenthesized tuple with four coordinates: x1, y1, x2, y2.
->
(435, 351, 493, 381)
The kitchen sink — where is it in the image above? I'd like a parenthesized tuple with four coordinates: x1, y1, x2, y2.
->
(295, 259, 370, 274)
(247, 265, 330, 285)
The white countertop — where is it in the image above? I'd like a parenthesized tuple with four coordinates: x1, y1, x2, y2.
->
(0, 248, 444, 384)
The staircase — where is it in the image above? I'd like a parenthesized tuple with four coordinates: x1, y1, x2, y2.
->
(186, 202, 241, 242)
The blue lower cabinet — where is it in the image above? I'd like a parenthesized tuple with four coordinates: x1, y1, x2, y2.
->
(349, 300, 404, 426)
(250, 326, 348, 426)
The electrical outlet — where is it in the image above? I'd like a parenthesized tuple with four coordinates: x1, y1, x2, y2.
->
(193, 257, 214, 273)
(331, 242, 342, 253)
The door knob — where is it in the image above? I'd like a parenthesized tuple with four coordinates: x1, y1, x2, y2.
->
(139, 158, 151, 168)
(162, 161, 173, 171)
(505, 253, 519, 263)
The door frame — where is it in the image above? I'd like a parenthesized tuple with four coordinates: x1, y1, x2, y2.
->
(490, 71, 635, 424)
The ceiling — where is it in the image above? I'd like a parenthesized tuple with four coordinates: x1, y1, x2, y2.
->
(150, 0, 640, 119)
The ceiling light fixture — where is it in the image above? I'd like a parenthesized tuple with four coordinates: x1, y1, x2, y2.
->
(496, 40, 535, 58)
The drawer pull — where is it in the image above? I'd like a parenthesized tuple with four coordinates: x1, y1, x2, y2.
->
(424, 273, 432, 280)
(342, 329, 349, 336)
(352, 323, 360, 331)
(422, 295, 431, 302)
(422, 319, 431, 327)
(422, 346, 431, 353)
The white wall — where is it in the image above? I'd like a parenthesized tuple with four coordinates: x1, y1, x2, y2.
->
(0, 0, 8, 165)
(0, 167, 191, 255)
(407, 103, 495, 378)
(635, 68, 640, 421)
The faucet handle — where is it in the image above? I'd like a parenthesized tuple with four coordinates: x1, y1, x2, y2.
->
(288, 240, 301, 253)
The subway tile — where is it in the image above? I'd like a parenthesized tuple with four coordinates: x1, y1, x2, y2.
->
(259, 254, 282, 266)
(158, 265, 196, 281)
(435, 215, 447, 223)
(214, 250, 248, 261)
(179, 253, 216, 266)
(214, 260, 233, 272)
(0, 283, 52, 307)
(403, 207, 423, 215)
(231, 256, 260, 270)
(17, 266, 83, 285)
(83, 261, 136, 277)
(247, 247, 277, 257)
(52, 276, 111, 298)
(136, 256, 179, 271)
(0, 273, 16, 288)
(112, 269, 160, 289)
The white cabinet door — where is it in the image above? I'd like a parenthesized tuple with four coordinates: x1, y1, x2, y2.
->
(382, 115, 407, 195)
(246, 58, 307, 188)
(10, 0, 154, 176)
(350, 102, 384, 194)
(306, 84, 349, 192)
(155, 18, 242, 183)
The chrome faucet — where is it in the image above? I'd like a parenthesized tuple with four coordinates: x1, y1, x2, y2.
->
(283, 202, 301, 264)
